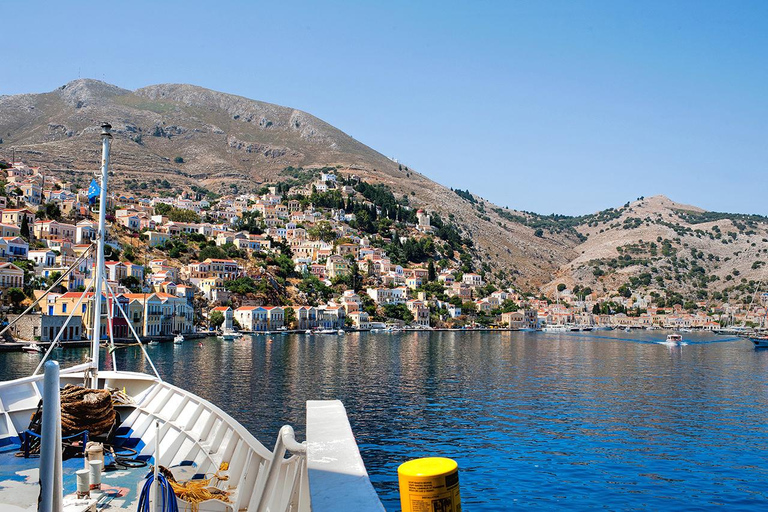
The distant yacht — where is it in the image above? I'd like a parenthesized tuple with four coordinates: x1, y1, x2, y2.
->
(666, 334, 683, 345)
(542, 324, 568, 333)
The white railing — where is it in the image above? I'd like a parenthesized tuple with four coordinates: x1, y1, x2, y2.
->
(257, 425, 308, 512)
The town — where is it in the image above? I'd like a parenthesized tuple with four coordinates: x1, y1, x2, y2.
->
(0, 158, 764, 345)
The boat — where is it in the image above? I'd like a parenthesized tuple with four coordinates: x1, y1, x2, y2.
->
(148, 339, 160, 346)
(173, 334, 184, 345)
(338, 329, 345, 335)
(748, 335, 768, 348)
(22, 343, 43, 354)
(0, 123, 383, 511)
(666, 334, 683, 345)
(542, 324, 568, 333)
(218, 330, 240, 341)
(624, 327, 632, 332)
(305, 329, 313, 335)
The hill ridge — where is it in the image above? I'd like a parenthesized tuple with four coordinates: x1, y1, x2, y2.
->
(2, 79, 767, 303)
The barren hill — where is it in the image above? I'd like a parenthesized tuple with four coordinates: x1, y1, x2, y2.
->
(1, 80, 766, 301)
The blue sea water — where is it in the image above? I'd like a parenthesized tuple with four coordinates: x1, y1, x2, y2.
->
(1, 330, 767, 510)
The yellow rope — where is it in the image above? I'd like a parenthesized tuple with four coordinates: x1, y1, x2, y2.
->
(170, 462, 232, 510)
(170, 478, 231, 510)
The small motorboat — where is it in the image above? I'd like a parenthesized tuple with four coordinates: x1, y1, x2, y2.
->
(624, 327, 632, 333)
(666, 334, 683, 345)
(22, 343, 42, 354)
(305, 330, 313, 335)
(173, 334, 184, 345)
(338, 329, 345, 335)
(148, 339, 160, 346)
(218, 330, 239, 341)
(749, 336, 768, 348)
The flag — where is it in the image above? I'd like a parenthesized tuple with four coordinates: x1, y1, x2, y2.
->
(87, 179, 100, 204)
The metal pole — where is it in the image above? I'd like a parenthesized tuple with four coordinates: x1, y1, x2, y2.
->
(153, 421, 160, 512)
(90, 123, 111, 388)
(40, 360, 63, 512)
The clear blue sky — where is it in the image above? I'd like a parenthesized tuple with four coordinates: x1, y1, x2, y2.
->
(2, 0, 766, 216)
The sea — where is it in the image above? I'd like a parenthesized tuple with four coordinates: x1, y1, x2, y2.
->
(1, 330, 767, 511)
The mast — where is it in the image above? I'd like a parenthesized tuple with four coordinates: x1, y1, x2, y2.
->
(90, 123, 111, 388)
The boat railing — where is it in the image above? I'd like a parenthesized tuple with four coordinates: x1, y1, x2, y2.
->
(257, 424, 308, 512)
(0, 362, 92, 389)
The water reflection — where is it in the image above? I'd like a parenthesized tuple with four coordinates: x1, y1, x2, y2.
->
(1, 331, 767, 510)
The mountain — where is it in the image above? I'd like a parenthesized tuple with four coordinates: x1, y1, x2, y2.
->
(1, 79, 766, 303)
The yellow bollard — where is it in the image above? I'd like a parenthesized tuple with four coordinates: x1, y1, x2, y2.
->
(398, 457, 461, 512)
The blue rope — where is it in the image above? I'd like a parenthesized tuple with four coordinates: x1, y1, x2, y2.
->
(137, 471, 179, 512)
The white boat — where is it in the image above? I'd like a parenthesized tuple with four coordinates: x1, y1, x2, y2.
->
(0, 123, 383, 512)
(173, 334, 184, 345)
(666, 334, 683, 345)
(338, 329, 345, 335)
(542, 324, 568, 333)
(218, 330, 240, 341)
(624, 327, 632, 332)
(22, 343, 43, 354)
(305, 330, 313, 335)
(148, 339, 160, 346)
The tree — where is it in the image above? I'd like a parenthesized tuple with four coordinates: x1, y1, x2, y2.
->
(120, 275, 142, 293)
(20, 215, 29, 239)
(7, 287, 25, 309)
(428, 260, 436, 282)
(383, 303, 414, 324)
(592, 303, 600, 315)
(618, 284, 632, 298)
(284, 307, 296, 329)
(44, 203, 61, 221)
(307, 221, 336, 243)
(557, 283, 567, 292)
(224, 277, 258, 295)
(209, 311, 225, 328)
(174, 156, 184, 164)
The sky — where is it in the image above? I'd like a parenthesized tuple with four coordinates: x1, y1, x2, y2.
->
(2, 0, 766, 216)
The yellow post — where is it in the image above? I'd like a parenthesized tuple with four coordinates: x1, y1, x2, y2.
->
(398, 457, 461, 512)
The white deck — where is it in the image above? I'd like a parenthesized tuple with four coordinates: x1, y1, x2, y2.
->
(306, 400, 385, 511)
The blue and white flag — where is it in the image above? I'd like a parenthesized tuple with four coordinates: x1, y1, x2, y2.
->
(87, 179, 101, 204)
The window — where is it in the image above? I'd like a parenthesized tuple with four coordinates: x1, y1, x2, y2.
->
(62, 304, 67, 313)
(82, 304, 87, 313)
(48, 306, 53, 315)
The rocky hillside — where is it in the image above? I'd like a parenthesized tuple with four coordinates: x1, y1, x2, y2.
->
(1, 80, 766, 301)
(543, 195, 768, 303)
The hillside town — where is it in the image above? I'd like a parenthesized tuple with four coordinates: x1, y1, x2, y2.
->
(0, 159, 765, 343)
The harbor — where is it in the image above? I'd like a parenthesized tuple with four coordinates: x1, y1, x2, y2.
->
(2, 329, 766, 510)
